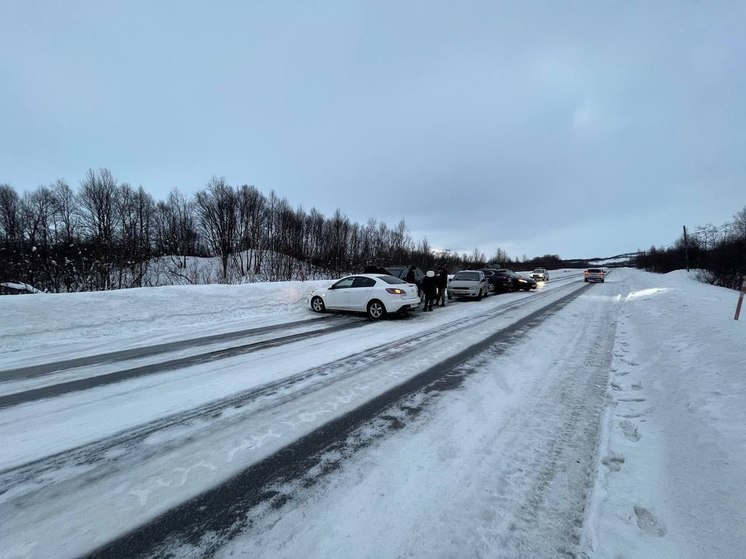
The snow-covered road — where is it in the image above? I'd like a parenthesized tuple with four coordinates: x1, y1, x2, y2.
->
(209, 275, 621, 559)
(1, 268, 744, 558)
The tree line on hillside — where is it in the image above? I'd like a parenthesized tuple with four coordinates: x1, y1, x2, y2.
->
(633, 207, 746, 289)
(0, 169, 533, 293)
(7, 169, 739, 294)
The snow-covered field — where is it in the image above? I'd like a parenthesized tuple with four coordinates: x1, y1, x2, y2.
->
(0, 268, 744, 558)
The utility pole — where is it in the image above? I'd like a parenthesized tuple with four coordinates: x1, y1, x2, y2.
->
(735, 275, 746, 320)
(683, 225, 690, 272)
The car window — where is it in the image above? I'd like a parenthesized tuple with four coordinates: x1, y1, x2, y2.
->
(352, 276, 376, 288)
(378, 275, 406, 285)
(331, 277, 355, 289)
(385, 267, 405, 277)
(453, 271, 480, 281)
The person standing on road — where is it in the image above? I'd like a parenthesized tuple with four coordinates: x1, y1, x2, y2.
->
(422, 270, 437, 311)
(406, 264, 421, 298)
(436, 267, 448, 307)
(405, 265, 416, 282)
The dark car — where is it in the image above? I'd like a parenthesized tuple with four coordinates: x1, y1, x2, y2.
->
(488, 269, 537, 292)
(479, 268, 501, 293)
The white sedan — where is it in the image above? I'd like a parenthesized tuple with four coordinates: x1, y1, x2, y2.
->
(308, 273, 421, 319)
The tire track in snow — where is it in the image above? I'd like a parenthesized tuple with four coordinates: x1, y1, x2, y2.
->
(86, 284, 595, 558)
(0, 283, 569, 485)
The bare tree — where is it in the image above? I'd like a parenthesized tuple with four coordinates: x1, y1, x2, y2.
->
(115, 184, 155, 287)
(21, 185, 60, 290)
(390, 219, 412, 264)
(325, 209, 350, 275)
(0, 184, 23, 284)
(79, 169, 118, 245)
(0, 184, 21, 242)
(694, 223, 720, 251)
(728, 206, 746, 241)
(492, 247, 510, 266)
(235, 184, 266, 277)
(155, 189, 200, 264)
(78, 169, 120, 289)
(304, 208, 325, 277)
(194, 177, 237, 282)
(52, 180, 79, 244)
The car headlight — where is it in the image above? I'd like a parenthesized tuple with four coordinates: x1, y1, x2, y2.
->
(518, 279, 527, 283)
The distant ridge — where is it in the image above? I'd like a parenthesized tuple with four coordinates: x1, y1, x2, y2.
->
(560, 252, 641, 268)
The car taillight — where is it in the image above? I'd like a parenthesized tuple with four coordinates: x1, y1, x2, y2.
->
(386, 288, 405, 295)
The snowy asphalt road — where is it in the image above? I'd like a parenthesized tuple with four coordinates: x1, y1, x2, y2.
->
(0, 316, 365, 408)
(1, 270, 624, 558)
(90, 284, 595, 557)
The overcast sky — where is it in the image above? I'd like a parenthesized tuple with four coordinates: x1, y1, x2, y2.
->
(2, 1, 744, 259)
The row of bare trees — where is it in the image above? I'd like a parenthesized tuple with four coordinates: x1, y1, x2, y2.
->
(0, 170, 500, 292)
(634, 207, 746, 289)
(1, 170, 162, 292)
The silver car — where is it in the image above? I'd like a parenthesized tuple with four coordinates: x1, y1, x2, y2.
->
(447, 270, 489, 300)
(530, 268, 549, 281)
(584, 268, 606, 283)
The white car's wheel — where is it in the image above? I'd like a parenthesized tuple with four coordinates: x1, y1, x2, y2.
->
(367, 300, 386, 319)
(310, 296, 325, 313)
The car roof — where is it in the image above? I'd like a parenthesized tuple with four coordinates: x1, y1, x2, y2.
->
(363, 265, 391, 274)
(340, 273, 388, 279)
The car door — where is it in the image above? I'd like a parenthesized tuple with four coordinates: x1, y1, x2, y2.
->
(349, 276, 376, 311)
(325, 277, 355, 310)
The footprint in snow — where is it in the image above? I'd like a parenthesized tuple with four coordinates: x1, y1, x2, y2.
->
(634, 506, 666, 537)
(631, 382, 643, 390)
(601, 453, 625, 472)
(620, 420, 641, 442)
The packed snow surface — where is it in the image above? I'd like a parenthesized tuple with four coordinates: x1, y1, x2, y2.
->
(0, 268, 744, 558)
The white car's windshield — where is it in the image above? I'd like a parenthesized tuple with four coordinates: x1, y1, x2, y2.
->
(453, 272, 480, 281)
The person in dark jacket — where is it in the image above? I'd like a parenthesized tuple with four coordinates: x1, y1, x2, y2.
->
(436, 268, 448, 307)
(421, 270, 438, 311)
(405, 265, 417, 284)
(405, 264, 421, 297)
